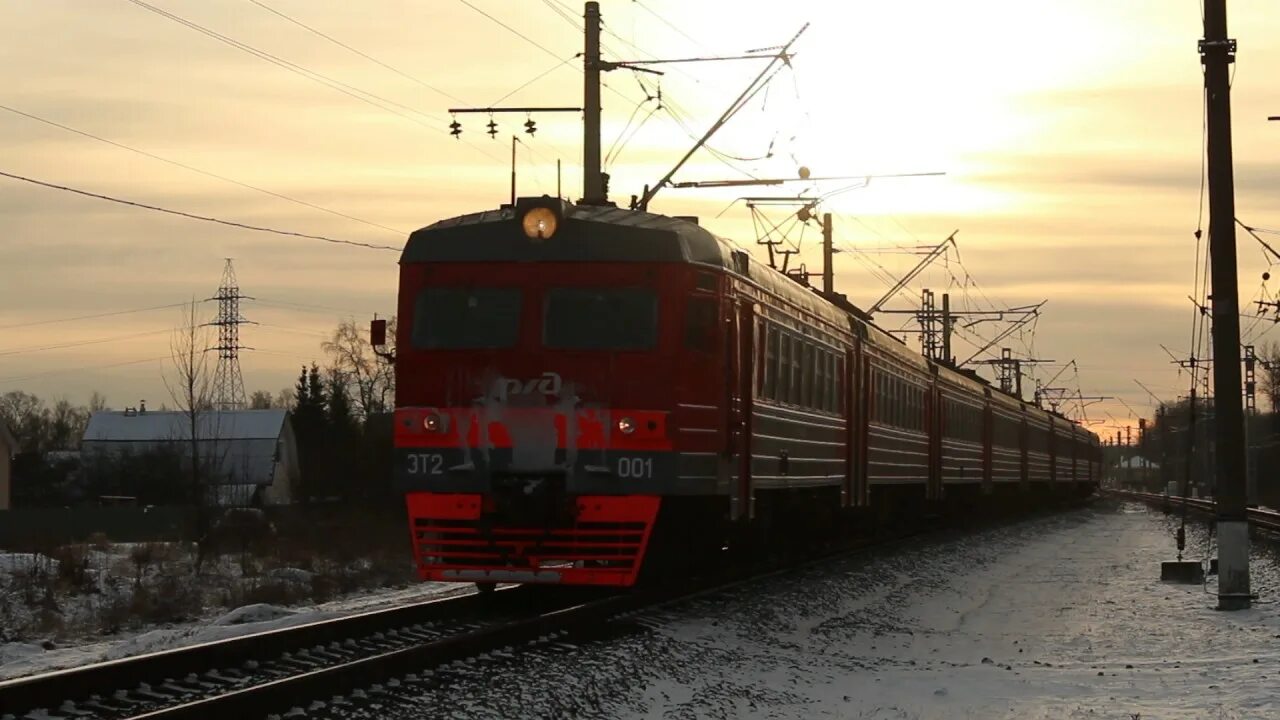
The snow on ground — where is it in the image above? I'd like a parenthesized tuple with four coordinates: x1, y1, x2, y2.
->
(0, 579, 469, 681)
(384, 500, 1280, 719)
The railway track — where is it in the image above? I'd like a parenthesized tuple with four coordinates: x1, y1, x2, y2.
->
(0, 585, 598, 720)
(3, 543, 879, 719)
(2, 503, 1093, 720)
(1105, 487, 1280, 532)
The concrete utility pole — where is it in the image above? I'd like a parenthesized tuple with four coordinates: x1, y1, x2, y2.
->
(582, 1, 604, 203)
(1201, 0, 1250, 610)
(1244, 344, 1258, 504)
(821, 212, 834, 294)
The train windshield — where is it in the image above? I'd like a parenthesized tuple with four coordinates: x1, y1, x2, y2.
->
(543, 287, 657, 350)
(412, 287, 522, 349)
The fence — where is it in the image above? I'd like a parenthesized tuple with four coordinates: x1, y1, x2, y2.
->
(0, 506, 196, 547)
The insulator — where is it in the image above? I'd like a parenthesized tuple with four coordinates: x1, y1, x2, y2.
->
(487, 118, 498, 138)
(449, 120, 462, 138)
(524, 118, 537, 135)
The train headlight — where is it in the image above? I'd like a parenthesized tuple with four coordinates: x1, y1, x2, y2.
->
(423, 412, 444, 432)
(521, 206, 558, 240)
(617, 416, 636, 435)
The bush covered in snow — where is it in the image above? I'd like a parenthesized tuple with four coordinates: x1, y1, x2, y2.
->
(0, 505, 414, 648)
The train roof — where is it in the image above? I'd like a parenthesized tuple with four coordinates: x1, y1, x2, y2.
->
(406, 200, 1096, 441)
(403, 202, 732, 266)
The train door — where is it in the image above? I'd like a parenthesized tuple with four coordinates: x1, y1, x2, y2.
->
(730, 300, 755, 521)
(857, 343, 872, 507)
(843, 342, 868, 508)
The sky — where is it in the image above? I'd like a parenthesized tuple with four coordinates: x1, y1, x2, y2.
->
(1, 0, 1278, 437)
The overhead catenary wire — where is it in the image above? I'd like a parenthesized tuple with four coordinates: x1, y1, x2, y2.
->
(0, 169, 402, 252)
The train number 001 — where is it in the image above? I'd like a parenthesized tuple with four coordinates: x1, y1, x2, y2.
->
(616, 457, 653, 479)
(407, 453, 444, 475)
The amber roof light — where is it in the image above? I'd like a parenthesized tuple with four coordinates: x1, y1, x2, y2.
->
(521, 206, 558, 240)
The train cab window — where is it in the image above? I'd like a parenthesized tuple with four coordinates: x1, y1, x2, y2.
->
(413, 287, 522, 349)
(544, 287, 657, 350)
(684, 297, 717, 352)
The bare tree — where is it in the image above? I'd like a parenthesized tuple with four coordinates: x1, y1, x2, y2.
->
(163, 300, 213, 506)
(48, 398, 89, 450)
(248, 390, 273, 410)
(0, 391, 45, 452)
(87, 391, 108, 413)
(1261, 341, 1280, 412)
(273, 387, 295, 410)
(322, 318, 395, 420)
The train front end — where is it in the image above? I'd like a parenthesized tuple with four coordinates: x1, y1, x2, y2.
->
(393, 198, 720, 588)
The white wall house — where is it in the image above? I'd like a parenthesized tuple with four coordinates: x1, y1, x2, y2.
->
(82, 409, 300, 506)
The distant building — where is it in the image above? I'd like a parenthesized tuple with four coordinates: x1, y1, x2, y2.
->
(82, 408, 299, 506)
(0, 420, 15, 510)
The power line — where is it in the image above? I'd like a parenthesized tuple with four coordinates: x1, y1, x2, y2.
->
(632, 0, 713, 53)
(0, 169, 402, 252)
(255, 298, 385, 317)
(0, 329, 173, 358)
(124, 0, 504, 165)
(456, 0, 565, 63)
(0, 356, 169, 384)
(0, 102, 406, 237)
(490, 53, 582, 107)
(460, 0, 642, 107)
(246, 0, 467, 105)
(0, 302, 197, 330)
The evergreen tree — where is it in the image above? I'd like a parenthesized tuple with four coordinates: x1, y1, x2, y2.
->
(326, 369, 355, 434)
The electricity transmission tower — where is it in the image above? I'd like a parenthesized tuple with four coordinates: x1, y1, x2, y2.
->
(207, 259, 252, 411)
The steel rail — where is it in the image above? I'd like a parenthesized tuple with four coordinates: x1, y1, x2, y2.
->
(1103, 487, 1280, 532)
(0, 585, 565, 718)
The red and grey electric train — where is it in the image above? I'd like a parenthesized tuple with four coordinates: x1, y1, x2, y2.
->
(389, 196, 1100, 588)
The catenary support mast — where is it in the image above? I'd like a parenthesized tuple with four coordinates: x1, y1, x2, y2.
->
(582, 1, 605, 203)
(1202, 0, 1250, 610)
